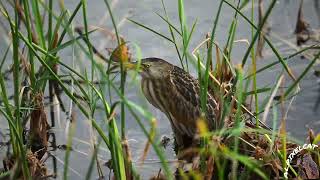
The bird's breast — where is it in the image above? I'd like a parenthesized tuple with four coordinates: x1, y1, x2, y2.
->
(141, 78, 197, 137)
(141, 78, 169, 114)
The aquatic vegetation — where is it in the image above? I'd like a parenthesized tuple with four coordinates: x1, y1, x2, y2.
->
(0, 0, 319, 179)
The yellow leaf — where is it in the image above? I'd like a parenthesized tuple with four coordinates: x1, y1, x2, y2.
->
(196, 117, 208, 136)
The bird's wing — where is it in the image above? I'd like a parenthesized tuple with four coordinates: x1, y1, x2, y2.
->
(169, 66, 218, 133)
(170, 66, 201, 108)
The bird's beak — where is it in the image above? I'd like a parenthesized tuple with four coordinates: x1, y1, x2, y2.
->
(123, 62, 137, 70)
(123, 61, 143, 72)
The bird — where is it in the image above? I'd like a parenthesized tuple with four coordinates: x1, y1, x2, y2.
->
(126, 57, 221, 152)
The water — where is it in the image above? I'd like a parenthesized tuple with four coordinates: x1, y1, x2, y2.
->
(0, 0, 319, 179)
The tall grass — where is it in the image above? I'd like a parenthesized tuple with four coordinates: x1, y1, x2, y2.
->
(0, 0, 318, 180)
(128, 0, 319, 179)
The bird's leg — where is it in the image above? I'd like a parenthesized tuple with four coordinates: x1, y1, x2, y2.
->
(172, 128, 184, 156)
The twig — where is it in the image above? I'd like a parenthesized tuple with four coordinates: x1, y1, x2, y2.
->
(192, 39, 271, 130)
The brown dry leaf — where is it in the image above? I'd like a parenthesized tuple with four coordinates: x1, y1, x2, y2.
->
(205, 156, 214, 180)
(272, 159, 283, 171)
(139, 118, 157, 165)
(255, 146, 266, 159)
(52, 32, 59, 49)
(27, 151, 48, 178)
(3, 151, 47, 179)
(264, 162, 281, 179)
(214, 45, 221, 78)
(257, 136, 269, 150)
(256, 0, 271, 58)
(122, 137, 133, 180)
(30, 93, 49, 159)
(221, 48, 233, 84)
(295, 0, 311, 45)
(308, 129, 315, 144)
(110, 38, 130, 63)
(295, 0, 309, 34)
(269, 158, 283, 178)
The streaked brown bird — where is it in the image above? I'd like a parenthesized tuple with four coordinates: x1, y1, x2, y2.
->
(127, 57, 220, 151)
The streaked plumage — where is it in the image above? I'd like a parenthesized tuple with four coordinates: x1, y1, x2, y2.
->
(136, 57, 219, 150)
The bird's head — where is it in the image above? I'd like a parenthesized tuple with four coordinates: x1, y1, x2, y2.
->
(125, 57, 173, 79)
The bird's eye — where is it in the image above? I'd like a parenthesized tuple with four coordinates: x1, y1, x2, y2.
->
(143, 64, 151, 68)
